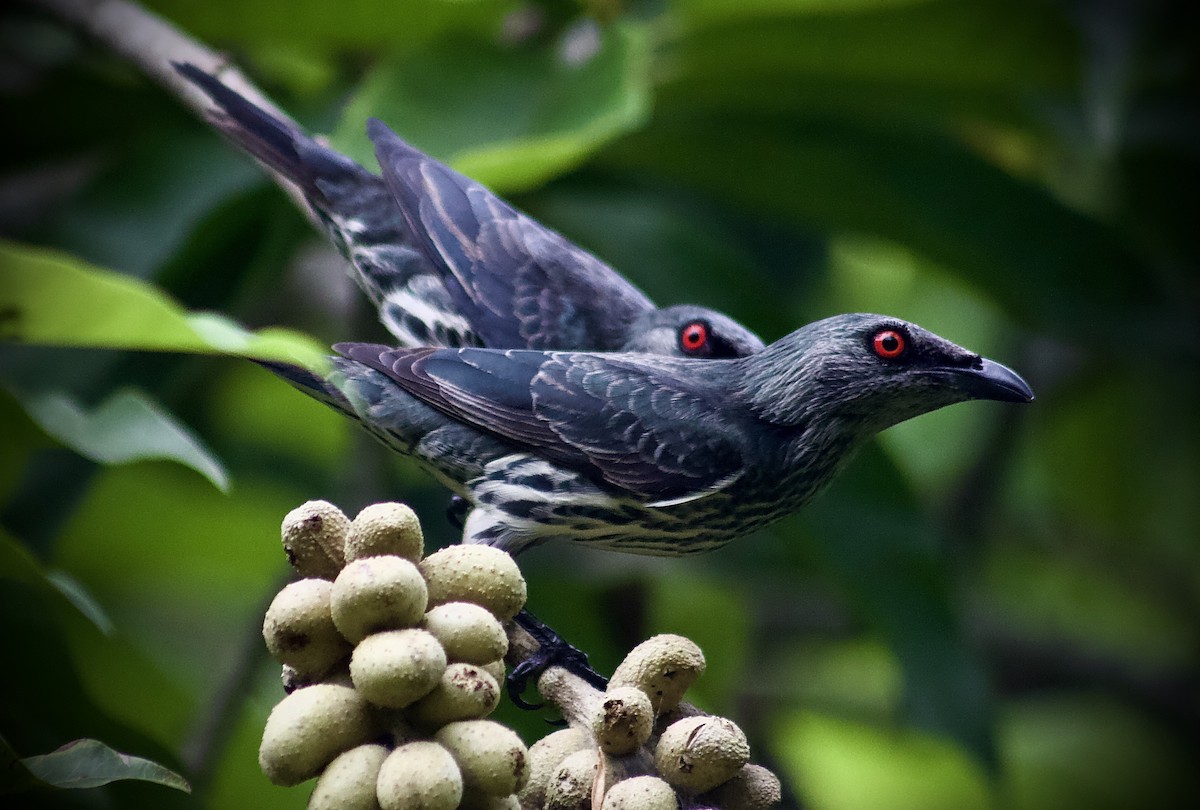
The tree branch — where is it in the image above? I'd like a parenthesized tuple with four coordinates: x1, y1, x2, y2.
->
(505, 622, 606, 729)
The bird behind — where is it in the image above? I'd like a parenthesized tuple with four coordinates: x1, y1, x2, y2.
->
(174, 63, 764, 359)
(366, 118, 764, 359)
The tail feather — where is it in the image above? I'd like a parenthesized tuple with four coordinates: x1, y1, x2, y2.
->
(173, 62, 380, 227)
(173, 62, 315, 193)
(254, 359, 358, 420)
(174, 63, 477, 348)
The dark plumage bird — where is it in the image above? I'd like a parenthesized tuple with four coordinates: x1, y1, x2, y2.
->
(295, 313, 1034, 557)
(174, 66, 1033, 699)
(174, 63, 764, 359)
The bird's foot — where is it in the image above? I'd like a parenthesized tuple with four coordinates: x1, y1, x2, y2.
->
(507, 609, 608, 710)
(445, 495, 470, 530)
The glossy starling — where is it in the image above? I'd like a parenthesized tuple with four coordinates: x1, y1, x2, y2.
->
(308, 313, 1034, 557)
(175, 65, 1033, 698)
(174, 64, 763, 359)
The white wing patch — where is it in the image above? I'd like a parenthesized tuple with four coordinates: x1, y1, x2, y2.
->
(644, 469, 743, 508)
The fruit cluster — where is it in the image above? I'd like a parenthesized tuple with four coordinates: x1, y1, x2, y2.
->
(258, 500, 780, 808)
(522, 635, 782, 809)
(258, 500, 529, 809)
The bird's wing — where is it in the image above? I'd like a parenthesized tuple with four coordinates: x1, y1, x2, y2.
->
(368, 120, 656, 351)
(336, 343, 744, 503)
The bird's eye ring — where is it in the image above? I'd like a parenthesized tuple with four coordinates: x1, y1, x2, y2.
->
(680, 321, 709, 353)
(872, 329, 906, 359)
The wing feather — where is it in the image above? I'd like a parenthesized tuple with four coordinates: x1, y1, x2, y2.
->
(369, 120, 655, 351)
(335, 344, 744, 502)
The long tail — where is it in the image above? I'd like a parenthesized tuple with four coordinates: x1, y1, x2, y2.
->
(258, 356, 495, 493)
(174, 63, 472, 348)
(173, 63, 321, 193)
(255, 357, 423, 459)
(254, 359, 359, 420)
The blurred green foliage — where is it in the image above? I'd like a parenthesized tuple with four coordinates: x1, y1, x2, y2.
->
(1, 0, 1197, 807)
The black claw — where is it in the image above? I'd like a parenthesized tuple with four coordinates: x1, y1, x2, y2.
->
(445, 495, 470, 530)
(506, 609, 609, 711)
(506, 660, 546, 710)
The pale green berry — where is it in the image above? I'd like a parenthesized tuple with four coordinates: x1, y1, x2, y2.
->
(281, 500, 349, 579)
(307, 743, 388, 810)
(435, 720, 529, 796)
(331, 556, 427, 643)
(407, 663, 500, 729)
(654, 715, 749, 793)
(422, 602, 508, 664)
(258, 684, 375, 786)
(601, 775, 677, 809)
(698, 763, 783, 809)
(376, 741, 462, 810)
(263, 579, 350, 677)
(592, 686, 653, 756)
(350, 628, 446, 708)
(419, 545, 526, 620)
(520, 728, 592, 808)
(609, 634, 705, 714)
(346, 502, 424, 563)
(544, 748, 597, 810)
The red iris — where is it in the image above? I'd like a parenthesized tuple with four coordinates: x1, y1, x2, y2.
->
(680, 322, 708, 353)
(872, 329, 906, 359)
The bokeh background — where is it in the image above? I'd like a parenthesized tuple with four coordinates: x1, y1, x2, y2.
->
(1, 0, 1197, 807)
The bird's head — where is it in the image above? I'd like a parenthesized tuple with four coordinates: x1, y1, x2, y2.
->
(624, 305, 766, 358)
(743, 313, 1033, 434)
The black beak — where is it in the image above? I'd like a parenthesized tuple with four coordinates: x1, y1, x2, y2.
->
(943, 358, 1035, 403)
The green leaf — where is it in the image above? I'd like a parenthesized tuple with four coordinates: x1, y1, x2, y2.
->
(773, 709, 991, 810)
(50, 462, 295, 726)
(0, 529, 113, 636)
(20, 738, 190, 793)
(0, 241, 328, 370)
(332, 22, 651, 192)
(205, 362, 349, 469)
(599, 0, 1154, 339)
(607, 117, 1145, 337)
(45, 571, 116, 637)
(519, 182, 795, 336)
(10, 387, 229, 493)
(669, 0, 1075, 124)
(1001, 695, 1200, 808)
(0, 523, 52, 589)
(0, 533, 193, 756)
(0, 735, 43, 794)
(679, 0, 938, 22)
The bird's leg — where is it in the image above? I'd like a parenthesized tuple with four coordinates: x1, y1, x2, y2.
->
(507, 608, 609, 710)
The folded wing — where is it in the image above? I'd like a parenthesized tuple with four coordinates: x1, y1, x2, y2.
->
(368, 120, 656, 352)
(336, 344, 744, 503)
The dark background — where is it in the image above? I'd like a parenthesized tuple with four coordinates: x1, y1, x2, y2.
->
(1, 0, 1197, 807)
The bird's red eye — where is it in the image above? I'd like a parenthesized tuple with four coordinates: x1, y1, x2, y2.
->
(872, 329, 906, 359)
(680, 321, 709, 353)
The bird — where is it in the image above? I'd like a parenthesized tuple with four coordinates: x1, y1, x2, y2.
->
(314, 313, 1034, 558)
(173, 63, 764, 360)
(265, 311, 1032, 702)
(172, 66, 1034, 698)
